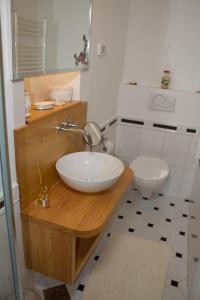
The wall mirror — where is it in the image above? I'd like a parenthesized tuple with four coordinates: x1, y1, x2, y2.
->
(11, 0, 92, 80)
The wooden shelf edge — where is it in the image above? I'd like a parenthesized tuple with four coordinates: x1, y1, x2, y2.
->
(26, 100, 85, 125)
(21, 168, 133, 238)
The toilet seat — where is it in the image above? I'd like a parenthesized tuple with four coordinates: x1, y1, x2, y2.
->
(130, 156, 169, 182)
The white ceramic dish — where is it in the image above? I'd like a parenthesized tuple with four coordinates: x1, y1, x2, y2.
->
(56, 152, 124, 193)
(34, 101, 55, 110)
(35, 106, 54, 110)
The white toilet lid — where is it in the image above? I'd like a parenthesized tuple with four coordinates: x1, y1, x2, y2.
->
(130, 156, 169, 182)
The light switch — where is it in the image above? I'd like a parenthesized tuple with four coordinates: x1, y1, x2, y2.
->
(97, 43, 106, 56)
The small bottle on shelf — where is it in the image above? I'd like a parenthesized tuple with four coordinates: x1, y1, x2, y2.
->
(161, 70, 170, 89)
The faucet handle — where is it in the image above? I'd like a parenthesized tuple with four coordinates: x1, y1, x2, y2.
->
(66, 118, 80, 128)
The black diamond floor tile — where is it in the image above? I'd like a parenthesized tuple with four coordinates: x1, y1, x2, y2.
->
(170, 203, 175, 207)
(126, 200, 132, 204)
(166, 218, 171, 223)
(171, 280, 178, 287)
(136, 211, 142, 215)
(148, 223, 154, 228)
(182, 214, 188, 218)
(128, 228, 135, 233)
(176, 252, 182, 258)
(94, 255, 99, 261)
(153, 207, 159, 211)
(118, 215, 124, 219)
(179, 231, 185, 236)
(161, 237, 167, 242)
(77, 284, 85, 292)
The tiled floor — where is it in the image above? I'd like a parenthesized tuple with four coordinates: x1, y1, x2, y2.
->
(35, 189, 189, 300)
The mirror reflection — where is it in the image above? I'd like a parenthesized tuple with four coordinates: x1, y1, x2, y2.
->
(12, 0, 91, 79)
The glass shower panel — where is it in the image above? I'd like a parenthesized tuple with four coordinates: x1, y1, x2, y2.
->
(0, 169, 15, 300)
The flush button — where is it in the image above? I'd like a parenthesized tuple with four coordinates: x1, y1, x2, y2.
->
(149, 93, 176, 112)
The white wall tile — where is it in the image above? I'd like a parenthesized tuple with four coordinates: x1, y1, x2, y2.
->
(160, 166, 184, 197)
(138, 128, 165, 158)
(121, 157, 134, 167)
(185, 136, 198, 170)
(116, 125, 140, 158)
(180, 169, 196, 199)
(190, 168, 200, 202)
(162, 133, 190, 168)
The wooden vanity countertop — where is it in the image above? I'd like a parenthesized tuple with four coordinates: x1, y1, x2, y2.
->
(26, 100, 82, 125)
(21, 168, 133, 238)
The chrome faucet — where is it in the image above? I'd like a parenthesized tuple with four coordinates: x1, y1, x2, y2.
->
(56, 119, 82, 135)
(56, 119, 102, 151)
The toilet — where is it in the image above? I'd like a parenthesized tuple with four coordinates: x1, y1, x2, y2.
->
(130, 156, 169, 198)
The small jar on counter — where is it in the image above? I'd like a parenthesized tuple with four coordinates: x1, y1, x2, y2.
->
(25, 91, 31, 117)
(161, 70, 170, 89)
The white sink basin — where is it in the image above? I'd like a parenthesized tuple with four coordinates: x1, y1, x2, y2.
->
(56, 152, 124, 193)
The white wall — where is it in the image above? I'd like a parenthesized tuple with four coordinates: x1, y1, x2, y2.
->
(164, 0, 200, 90)
(80, 0, 130, 124)
(123, 0, 200, 92)
(123, 0, 170, 86)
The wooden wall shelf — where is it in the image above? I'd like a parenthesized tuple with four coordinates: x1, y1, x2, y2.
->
(27, 101, 82, 125)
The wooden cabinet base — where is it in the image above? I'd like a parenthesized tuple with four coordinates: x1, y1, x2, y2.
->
(20, 169, 133, 284)
(22, 218, 101, 284)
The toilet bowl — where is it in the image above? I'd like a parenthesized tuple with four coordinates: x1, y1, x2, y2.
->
(130, 156, 169, 198)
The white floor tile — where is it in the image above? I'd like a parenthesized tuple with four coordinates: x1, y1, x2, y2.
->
(165, 276, 171, 287)
(174, 199, 189, 214)
(163, 286, 187, 300)
(124, 213, 147, 230)
(109, 218, 130, 235)
(168, 257, 187, 281)
(168, 235, 188, 254)
(154, 222, 178, 238)
(159, 206, 181, 220)
(134, 227, 161, 241)
(179, 280, 188, 298)
(172, 218, 188, 234)
(149, 196, 172, 208)
(142, 210, 165, 224)
(70, 290, 83, 300)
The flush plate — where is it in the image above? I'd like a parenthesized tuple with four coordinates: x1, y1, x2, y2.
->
(149, 93, 176, 112)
